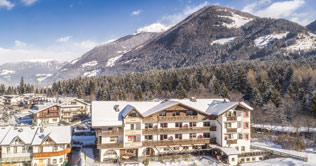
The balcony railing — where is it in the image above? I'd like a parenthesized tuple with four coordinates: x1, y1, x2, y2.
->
(97, 142, 124, 149)
(97, 129, 123, 136)
(33, 147, 71, 157)
(226, 117, 237, 121)
(142, 138, 215, 146)
(226, 128, 237, 133)
(143, 116, 200, 123)
(226, 139, 238, 144)
(143, 126, 216, 134)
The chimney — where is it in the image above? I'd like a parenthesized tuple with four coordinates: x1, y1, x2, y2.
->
(190, 97, 197, 102)
(114, 105, 120, 112)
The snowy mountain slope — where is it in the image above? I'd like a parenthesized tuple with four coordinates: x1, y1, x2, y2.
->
(306, 20, 316, 34)
(0, 60, 66, 85)
(47, 23, 171, 82)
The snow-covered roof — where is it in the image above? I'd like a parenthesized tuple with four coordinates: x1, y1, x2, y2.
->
(220, 147, 241, 155)
(29, 104, 58, 114)
(32, 126, 72, 145)
(92, 98, 253, 127)
(0, 126, 72, 145)
(1, 126, 38, 145)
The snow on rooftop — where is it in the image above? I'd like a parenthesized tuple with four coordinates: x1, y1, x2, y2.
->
(254, 32, 289, 48)
(206, 102, 238, 115)
(81, 60, 98, 68)
(32, 126, 72, 145)
(135, 23, 171, 34)
(1, 126, 38, 145)
(211, 37, 235, 45)
(106, 55, 123, 67)
(219, 12, 253, 28)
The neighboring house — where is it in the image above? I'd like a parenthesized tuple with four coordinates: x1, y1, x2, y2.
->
(0, 126, 72, 166)
(0, 95, 24, 107)
(92, 98, 267, 165)
(29, 105, 60, 126)
(59, 98, 91, 123)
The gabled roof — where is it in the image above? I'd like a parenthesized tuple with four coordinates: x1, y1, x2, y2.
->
(142, 100, 178, 117)
(29, 104, 58, 114)
(1, 127, 38, 145)
(32, 126, 71, 145)
(0, 127, 11, 144)
(59, 98, 90, 106)
(206, 101, 253, 116)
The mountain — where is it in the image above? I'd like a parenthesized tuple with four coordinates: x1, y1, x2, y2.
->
(51, 5, 316, 80)
(47, 23, 170, 82)
(0, 59, 66, 85)
(307, 20, 316, 34)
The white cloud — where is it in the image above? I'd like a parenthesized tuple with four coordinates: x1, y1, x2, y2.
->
(242, 0, 312, 26)
(159, 1, 209, 25)
(20, 0, 37, 6)
(131, 10, 142, 16)
(14, 40, 27, 47)
(0, 40, 99, 64)
(56, 36, 72, 43)
(0, 0, 14, 10)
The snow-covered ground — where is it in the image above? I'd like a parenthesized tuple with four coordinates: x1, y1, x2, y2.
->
(218, 11, 253, 28)
(79, 148, 218, 166)
(254, 32, 289, 48)
(211, 37, 236, 45)
(243, 141, 316, 166)
(83, 69, 100, 77)
(0, 69, 16, 76)
(81, 60, 98, 68)
(286, 32, 316, 51)
(252, 124, 316, 133)
(106, 55, 123, 67)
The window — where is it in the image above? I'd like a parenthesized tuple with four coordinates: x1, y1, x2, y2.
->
(59, 158, 63, 163)
(13, 147, 17, 153)
(203, 122, 210, 127)
(239, 133, 243, 139)
(241, 159, 244, 162)
(235, 146, 239, 151)
(259, 157, 263, 160)
(189, 122, 196, 127)
(7, 147, 10, 153)
(54, 146, 58, 151)
(244, 122, 249, 129)
(232, 158, 235, 162)
(225, 123, 232, 128)
(53, 118, 57, 121)
(159, 111, 166, 116)
(183, 146, 189, 150)
(203, 133, 210, 138)
(130, 124, 135, 130)
(128, 136, 136, 142)
(173, 147, 179, 151)
(160, 123, 168, 128)
(53, 159, 57, 164)
(175, 122, 182, 128)
(126, 149, 134, 154)
(160, 135, 167, 140)
(172, 111, 180, 116)
(186, 111, 197, 116)
(252, 157, 256, 161)
(244, 111, 249, 118)
(163, 147, 169, 151)
(145, 135, 153, 141)
(238, 122, 241, 128)
(241, 146, 245, 151)
(110, 137, 118, 142)
(145, 123, 153, 129)
(244, 133, 249, 140)
(175, 134, 182, 140)
(129, 112, 137, 117)
(22, 146, 26, 153)
(246, 158, 250, 161)
(189, 133, 196, 139)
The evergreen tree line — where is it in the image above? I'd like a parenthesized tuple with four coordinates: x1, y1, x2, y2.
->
(1, 61, 316, 125)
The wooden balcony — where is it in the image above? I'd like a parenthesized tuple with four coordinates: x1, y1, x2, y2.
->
(238, 151, 270, 157)
(226, 117, 237, 121)
(143, 116, 200, 123)
(33, 147, 71, 157)
(142, 138, 214, 146)
(97, 129, 123, 136)
(124, 117, 142, 123)
(226, 128, 237, 133)
(125, 129, 142, 135)
(97, 142, 124, 149)
(226, 139, 238, 144)
(143, 126, 216, 134)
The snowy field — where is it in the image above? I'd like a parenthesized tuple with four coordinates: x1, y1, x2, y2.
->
(242, 141, 316, 166)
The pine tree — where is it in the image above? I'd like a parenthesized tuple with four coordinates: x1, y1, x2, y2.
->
(176, 83, 186, 99)
(19, 76, 25, 95)
(310, 91, 316, 117)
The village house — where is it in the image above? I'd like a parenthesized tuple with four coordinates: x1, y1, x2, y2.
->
(0, 126, 72, 166)
(92, 98, 267, 165)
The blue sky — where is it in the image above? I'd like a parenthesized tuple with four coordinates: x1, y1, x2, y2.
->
(0, 0, 315, 64)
